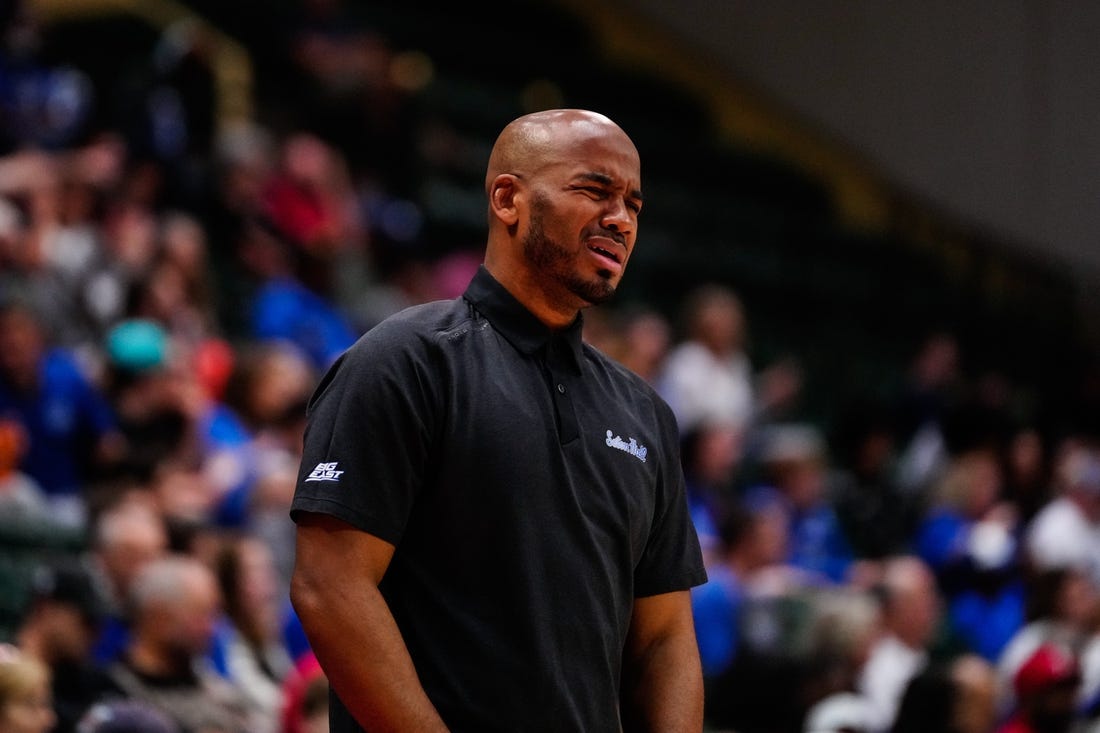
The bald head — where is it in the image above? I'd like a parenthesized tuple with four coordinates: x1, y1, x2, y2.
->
(880, 555, 941, 648)
(481, 108, 643, 328)
(485, 109, 636, 193)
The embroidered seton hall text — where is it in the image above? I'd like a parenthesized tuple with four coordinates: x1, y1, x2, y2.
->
(605, 430, 648, 463)
(306, 462, 344, 482)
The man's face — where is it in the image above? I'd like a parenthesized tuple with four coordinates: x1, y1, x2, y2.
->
(0, 310, 44, 389)
(158, 572, 222, 660)
(518, 133, 642, 310)
(41, 604, 99, 664)
(101, 526, 168, 599)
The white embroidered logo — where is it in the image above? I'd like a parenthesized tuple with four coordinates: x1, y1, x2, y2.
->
(605, 430, 648, 463)
(305, 462, 344, 482)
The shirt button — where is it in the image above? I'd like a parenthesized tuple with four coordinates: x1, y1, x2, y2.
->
(557, 383, 566, 394)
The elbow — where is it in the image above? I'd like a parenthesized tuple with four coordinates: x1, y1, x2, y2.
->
(290, 563, 327, 625)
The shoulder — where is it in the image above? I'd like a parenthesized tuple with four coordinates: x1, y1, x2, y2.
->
(352, 298, 471, 352)
(306, 299, 469, 406)
(41, 349, 88, 385)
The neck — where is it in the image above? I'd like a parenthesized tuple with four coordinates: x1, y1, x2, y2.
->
(128, 637, 191, 677)
(482, 258, 582, 330)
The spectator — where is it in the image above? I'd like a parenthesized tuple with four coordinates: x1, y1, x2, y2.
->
(998, 567, 1100, 717)
(1025, 440, 1100, 584)
(124, 251, 210, 350)
(88, 497, 169, 667)
(214, 341, 314, 529)
(0, 417, 51, 524)
(220, 342, 313, 454)
(746, 423, 855, 584)
(659, 283, 754, 435)
(914, 446, 1026, 664)
(0, 155, 112, 366)
(914, 446, 1013, 590)
(858, 555, 944, 732)
(680, 419, 746, 563)
(891, 332, 962, 495)
(952, 654, 1000, 733)
(211, 533, 293, 732)
(14, 561, 113, 733)
(890, 654, 997, 733)
(234, 217, 356, 371)
(998, 567, 1099, 713)
(0, 298, 123, 526)
(102, 319, 198, 476)
(259, 133, 362, 281)
(590, 304, 672, 386)
(996, 643, 1081, 733)
(829, 399, 913, 559)
(691, 499, 789, 681)
(100, 555, 253, 733)
(1003, 427, 1053, 526)
(799, 590, 881, 733)
(0, 643, 54, 733)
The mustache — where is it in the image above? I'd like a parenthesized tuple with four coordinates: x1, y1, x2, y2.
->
(586, 228, 626, 246)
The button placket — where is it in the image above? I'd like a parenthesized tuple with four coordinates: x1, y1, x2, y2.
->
(545, 338, 579, 444)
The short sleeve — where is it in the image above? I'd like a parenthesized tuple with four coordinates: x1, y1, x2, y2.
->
(633, 398, 707, 597)
(290, 321, 441, 545)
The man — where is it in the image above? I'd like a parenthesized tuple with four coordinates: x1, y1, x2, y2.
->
(88, 497, 169, 666)
(1025, 440, 1100, 584)
(0, 299, 124, 527)
(290, 109, 706, 732)
(100, 555, 253, 733)
(857, 555, 943, 733)
(15, 560, 113, 733)
(658, 284, 754, 435)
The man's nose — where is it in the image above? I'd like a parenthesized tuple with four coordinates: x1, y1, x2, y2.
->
(601, 198, 633, 234)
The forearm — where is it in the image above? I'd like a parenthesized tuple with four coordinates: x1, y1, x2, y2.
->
(622, 635, 703, 732)
(291, 517, 449, 733)
(621, 595, 704, 733)
(292, 574, 448, 733)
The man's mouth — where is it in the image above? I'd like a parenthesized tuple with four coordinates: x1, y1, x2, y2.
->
(587, 242, 621, 264)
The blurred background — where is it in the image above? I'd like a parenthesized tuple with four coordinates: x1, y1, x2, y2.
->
(3, 1, 1100, 732)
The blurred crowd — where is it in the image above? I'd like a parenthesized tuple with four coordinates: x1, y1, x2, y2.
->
(3, 2, 1100, 733)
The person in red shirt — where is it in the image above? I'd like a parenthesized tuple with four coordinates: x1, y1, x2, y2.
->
(997, 643, 1081, 733)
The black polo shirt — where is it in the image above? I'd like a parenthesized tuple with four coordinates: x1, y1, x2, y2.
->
(291, 266, 706, 733)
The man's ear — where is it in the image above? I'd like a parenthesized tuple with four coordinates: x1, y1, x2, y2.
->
(489, 174, 521, 226)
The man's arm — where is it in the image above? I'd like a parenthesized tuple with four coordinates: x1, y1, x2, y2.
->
(290, 512, 449, 733)
(620, 590, 704, 733)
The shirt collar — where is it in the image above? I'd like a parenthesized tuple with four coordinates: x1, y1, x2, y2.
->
(463, 266, 584, 373)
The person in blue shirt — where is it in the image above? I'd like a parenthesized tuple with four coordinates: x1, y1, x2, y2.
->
(0, 299, 122, 526)
(691, 499, 791, 680)
(234, 216, 357, 371)
(745, 424, 855, 585)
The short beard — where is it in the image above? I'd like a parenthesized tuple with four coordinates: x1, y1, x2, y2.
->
(523, 194, 616, 306)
